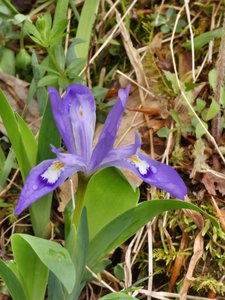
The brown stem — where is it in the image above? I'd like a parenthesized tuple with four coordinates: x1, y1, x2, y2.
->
(211, 12, 225, 144)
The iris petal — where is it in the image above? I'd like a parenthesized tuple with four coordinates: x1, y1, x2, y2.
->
(16, 84, 187, 215)
(56, 152, 86, 172)
(90, 85, 130, 170)
(65, 84, 96, 163)
(48, 87, 75, 153)
(14, 159, 84, 215)
(104, 152, 187, 200)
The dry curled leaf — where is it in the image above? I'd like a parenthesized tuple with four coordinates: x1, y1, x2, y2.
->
(58, 175, 78, 212)
(0, 72, 40, 134)
(202, 171, 225, 196)
(180, 209, 204, 300)
(169, 232, 189, 292)
(178, 52, 192, 79)
(180, 231, 204, 300)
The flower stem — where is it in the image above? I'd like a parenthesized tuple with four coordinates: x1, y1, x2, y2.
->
(73, 172, 90, 227)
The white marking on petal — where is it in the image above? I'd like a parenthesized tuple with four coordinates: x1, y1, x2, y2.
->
(127, 155, 149, 175)
(41, 161, 64, 184)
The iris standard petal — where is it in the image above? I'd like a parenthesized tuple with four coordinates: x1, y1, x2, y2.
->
(105, 153, 187, 200)
(90, 85, 130, 170)
(14, 159, 84, 215)
(65, 84, 96, 163)
(48, 87, 75, 153)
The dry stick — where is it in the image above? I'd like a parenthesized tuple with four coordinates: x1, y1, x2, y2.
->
(155, 0, 166, 25)
(102, 270, 123, 288)
(124, 233, 137, 289)
(1, 214, 30, 246)
(132, 227, 145, 262)
(115, 11, 151, 129)
(195, 52, 209, 82)
(138, 290, 217, 300)
(214, 0, 224, 20)
(147, 222, 153, 300)
(102, 0, 121, 21)
(161, 124, 174, 163)
(212, 12, 225, 144)
(194, 2, 222, 83)
(184, 0, 195, 81)
(208, 4, 216, 63)
(0, 168, 20, 197)
(170, 8, 225, 165)
(116, 70, 154, 97)
(207, 0, 224, 64)
(79, 0, 138, 76)
(96, 0, 121, 32)
(85, 266, 116, 293)
(64, 8, 72, 56)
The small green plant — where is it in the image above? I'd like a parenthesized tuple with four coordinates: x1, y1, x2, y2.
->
(191, 274, 225, 295)
(151, 8, 186, 34)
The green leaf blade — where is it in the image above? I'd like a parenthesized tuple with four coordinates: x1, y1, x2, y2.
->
(84, 168, 139, 240)
(88, 200, 219, 268)
(0, 259, 28, 300)
(13, 234, 76, 294)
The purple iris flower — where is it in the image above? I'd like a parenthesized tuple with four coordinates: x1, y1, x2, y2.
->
(15, 84, 187, 215)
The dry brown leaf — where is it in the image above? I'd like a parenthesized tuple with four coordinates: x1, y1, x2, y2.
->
(201, 173, 217, 195)
(169, 232, 189, 292)
(184, 209, 204, 229)
(180, 231, 204, 300)
(190, 139, 209, 178)
(127, 107, 160, 116)
(127, 106, 169, 119)
(202, 171, 225, 196)
(0, 72, 40, 134)
(150, 32, 163, 55)
(180, 209, 204, 300)
(178, 52, 192, 79)
(58, 175, 78, 212)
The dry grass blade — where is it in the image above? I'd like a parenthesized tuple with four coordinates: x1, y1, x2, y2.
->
(137, 289, 218, 300)
(184, 0, 195, 81)
(85, 266, 116, 293)
(211, 12, 225, 144)
(210, 196, 225, 231)
(79, 0, 138, 75)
